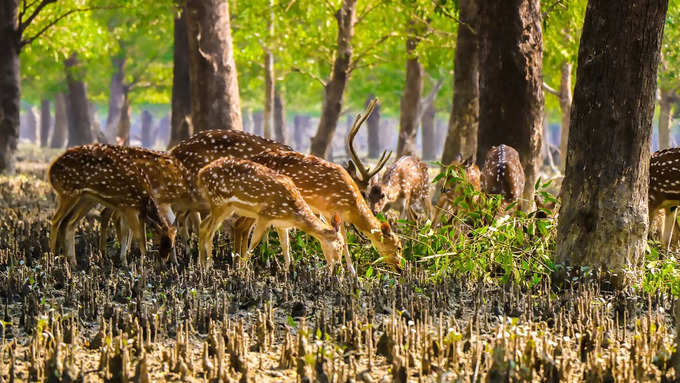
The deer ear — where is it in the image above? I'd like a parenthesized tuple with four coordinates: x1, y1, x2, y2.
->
(455, 153, 464, 164)
(380, 221, 392, 236)
(464, 156, 473, 167)
(332, 213, 342, 232)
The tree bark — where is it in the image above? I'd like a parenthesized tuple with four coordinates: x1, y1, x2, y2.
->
(274, 87, 286, 144)
(0, 0, 19, 173)
(65, 54, 94, 147)
(116, 91, 131, 146)
(556, 0, 668, 279)
(104, 54, 126, 140)
(141, 110, 154, 148)
(253, 111, 263, 136)
(441, 0, 479, 165)
(263, 51, 274, 139)
(558, 62, 572, 170)
(293, 115, 310, 151)
(365, 96, 381, 158)
(158, 113, 170, 146)
(421, 98, 436, 160)
(51, 92, 67, 148)
(476, 0, 543, 210)
(184, 0, 242, 131)
(169, 10, 192, 149)
(40, 98, 51, 147)
(309, 0, 356, 158)
(658, 89, 674, 150)
(397, 34, 423, 157)
(23, 106, 39, 143)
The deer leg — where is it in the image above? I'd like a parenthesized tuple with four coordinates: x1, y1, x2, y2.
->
(275, 227, 290, 270)
(63, 198, 97, 269)
(119, 216, 132, 268)
(333, 220, 356, 277)
(119, 208, 148, 269)
(663, 207, 677, 251)
(247, 219, 270, 256)
(198, 206, 234, 267)
(99, 207, 115, 256)
(422, 192, 434, 222)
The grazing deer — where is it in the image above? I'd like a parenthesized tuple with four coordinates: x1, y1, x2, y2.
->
(345, 99, 393, 194)
(169, 129, 293, 234)
(480, 145, 525, 208)
(48, 144, 176, 268)
(97, 146, 196, 264)
(432, 154, 482, 226)
(196, 158, 345, 269)
(239, 149, 403, 274)
(365, 155, 433, 221)
(649, 147, 680, 248)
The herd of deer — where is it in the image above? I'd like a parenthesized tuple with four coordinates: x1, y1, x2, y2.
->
(48, 98, 680, 273)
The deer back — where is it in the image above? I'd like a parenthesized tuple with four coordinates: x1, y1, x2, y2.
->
(649, 147, 680, 212)
(481, 144, 525, 204)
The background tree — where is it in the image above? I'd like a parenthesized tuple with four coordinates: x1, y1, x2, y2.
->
(555, 0, 668, 282)
(657, 3, 680, 150)
(476, 0, 544, 210)
(169, 9, 192, 148)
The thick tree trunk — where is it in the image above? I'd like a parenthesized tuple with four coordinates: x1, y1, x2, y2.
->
(185, 0, 242, 131)
(397, 35, 423, 157)
(558, 62, 572, 169)
(104, 54, 125, 140)
(365, 96, 381, 158)
(659, 89, 674, 150)
(0, 0, 20, 173)
(168, 11, 192, 149)
(242, 108, 253, 133)
(65, 54, 94, 147)
(40, 98, 51, 147)
(441, 0, 479, 165)
(116, 92, 131, 146)
(51, 93, 67, 148)
(263, 52, 274, 139)
(253, 111, 263, 136)
(158, 113, 170, 146)
(421, 98, 436, 160)
(274, 87, 286, 144)
(476, 0, 543, 210)
(23, 106, 39, 143)
(556, 0, 668, 280)
(310, 0, 356, 158)
(141, 110, 154, 148)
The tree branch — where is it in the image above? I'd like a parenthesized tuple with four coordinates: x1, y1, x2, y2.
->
(18, 0, 56, 39)
(291, 66, 327, 87)
(355, 0, 386, 26)
(20, 5, 121, 49)
(542, 82, 560, 96)
(348, 32, 395, 73)
(418, 78, 445, 120)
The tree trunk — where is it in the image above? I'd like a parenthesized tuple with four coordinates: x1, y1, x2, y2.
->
(184, 0, 242, 131)
(274, 87, 286, 144)
(365, 96, 381, 158)
(558, 62, 572, 170)
(65, 54, 94, 147)
(158, 113, 170, 146)
(293, 115, 309, 151)
(421, 98, 436, 160)
(116, 91, 131, 146)
(659, 89, 674, 150)
(51, 92, 67, 148)
(0, 0, 20, 173)
(309, 0, 356, 158)
(476, 0, 543, 210)
(243, 108, 253, 133)
(253, 111, 263, 136)
(23, 106, 39, 143)
(263, 51, 274, 139)
(141, 110, 154, 148)
(40, 98, 51, 147)
(104, 54, 125, 140)
(169, 10, 192, 149)
(397, 34, 423, 157)
(555, 0, 668, 280)
(441, 0, 479, 165)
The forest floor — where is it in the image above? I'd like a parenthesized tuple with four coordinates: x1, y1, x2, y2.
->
(0, 145, 679, 382)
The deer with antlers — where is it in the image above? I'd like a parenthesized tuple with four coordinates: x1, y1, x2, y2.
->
(346, 99, 432, 221)
(196, 158, 346, 269)
(48, 144, 177, 268)
(432, 154, 482, 226)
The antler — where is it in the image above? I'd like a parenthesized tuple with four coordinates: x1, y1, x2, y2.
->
(345, 98, 392, 187)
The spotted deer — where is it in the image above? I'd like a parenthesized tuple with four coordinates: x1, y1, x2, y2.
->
(365, 155, 433, 221)
(480, 145, 525, 208)
(234, 149, 403, 274)
(48, 144, 176, 268)
(344, 98, 393, 194)
(649, 148, 680, 248)
(432, 154, 482, 226)
(196, 158, 345, 269)
(169, 129, 293, 234)
(97, 146, 196, 264)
